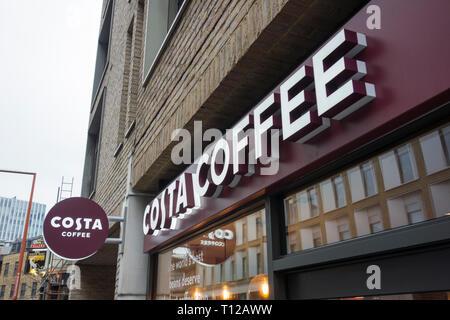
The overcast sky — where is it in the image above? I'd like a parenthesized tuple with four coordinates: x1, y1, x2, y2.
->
(0, 0, 103, 213)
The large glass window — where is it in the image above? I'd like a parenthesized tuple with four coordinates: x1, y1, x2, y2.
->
(155, 208, 268, 300)
(284, 122, 450, 254)
(420, 125, 450, 174)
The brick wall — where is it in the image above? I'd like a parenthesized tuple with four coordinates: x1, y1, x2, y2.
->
(68, 265, 116, 300)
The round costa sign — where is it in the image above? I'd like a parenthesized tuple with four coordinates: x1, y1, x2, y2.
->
(43, 197, 109, 260)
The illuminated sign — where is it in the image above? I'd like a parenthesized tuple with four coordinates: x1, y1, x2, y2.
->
(30, 237, 46, 249)
(43, 198, 109, 260)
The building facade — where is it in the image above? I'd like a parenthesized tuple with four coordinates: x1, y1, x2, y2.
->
(0, 197, 46, 244)
(0, 239, 45, 301)
(79, 0, 450, 300)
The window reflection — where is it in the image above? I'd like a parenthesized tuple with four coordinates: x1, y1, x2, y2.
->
(299, 224, 322, 250)
(379, 144, 418, 190)
(155, 209, 268, 300)
(354, 205, 383, 236)
(348, 162, 378, 203)
(284, 122, 450, 254)
(325, 215, 351, 244)
(420, 125, 450, 174)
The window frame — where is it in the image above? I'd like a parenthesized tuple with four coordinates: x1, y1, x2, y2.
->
(141, 0, 190, 87)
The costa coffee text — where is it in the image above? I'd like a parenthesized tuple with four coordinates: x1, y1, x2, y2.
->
(50, 216, 103, 238)
(143, 29, 376, 236)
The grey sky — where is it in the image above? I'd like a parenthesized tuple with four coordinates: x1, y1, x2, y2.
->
(0, 0, 102, 213)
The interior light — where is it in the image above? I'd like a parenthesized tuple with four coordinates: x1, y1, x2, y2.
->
(222, 287, 231, 300)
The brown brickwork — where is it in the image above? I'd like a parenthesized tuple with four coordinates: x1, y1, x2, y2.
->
(131, 0, 367, 192)
(68, 264, 116, 300)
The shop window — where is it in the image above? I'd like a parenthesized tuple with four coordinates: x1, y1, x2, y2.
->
(420, 125, 450, 174)
(429, 179, 450, 217)
(285, 187, 320, 224)
(387, 191, 425, 228)
(320, 175, 347, 213)
(354, 205, 383, 236)
(348, 161, 378, 203)
(287, 232, 298, 254)
(299, 224, 323, 250)
(444, 126, 450, 164)
(154, 208, 268, 300)
(284, 121, 450, 255)
(325, 215, 351, 244)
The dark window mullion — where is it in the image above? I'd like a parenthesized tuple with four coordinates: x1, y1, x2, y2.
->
(265, 195, 287, 299)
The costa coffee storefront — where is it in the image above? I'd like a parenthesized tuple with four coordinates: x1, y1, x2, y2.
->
(143, 0, 450, 300)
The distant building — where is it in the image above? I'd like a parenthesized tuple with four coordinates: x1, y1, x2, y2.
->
(0, 252, 42, 300)
(0, 197, 46, 244)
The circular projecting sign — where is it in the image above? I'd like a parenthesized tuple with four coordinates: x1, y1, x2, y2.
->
(43, 197, 109, 260)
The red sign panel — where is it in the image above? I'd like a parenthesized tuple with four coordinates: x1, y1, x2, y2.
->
(43, 198, 109, 260)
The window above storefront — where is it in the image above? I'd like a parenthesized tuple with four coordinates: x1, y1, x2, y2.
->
(154, 208, 268, 300)
(284, 121, 450, 254)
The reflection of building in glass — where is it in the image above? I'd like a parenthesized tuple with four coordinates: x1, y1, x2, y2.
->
(284, 124, 450, 253)
(155, 209, 268, 300)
